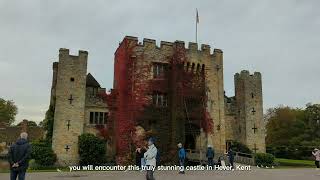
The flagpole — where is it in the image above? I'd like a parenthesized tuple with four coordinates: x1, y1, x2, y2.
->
(196, 9, 198, 44)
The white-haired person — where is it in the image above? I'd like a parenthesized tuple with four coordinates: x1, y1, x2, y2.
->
(8, 132, 32, 180)
(144, 137, 157, 180)
(312, 148, 320, 169)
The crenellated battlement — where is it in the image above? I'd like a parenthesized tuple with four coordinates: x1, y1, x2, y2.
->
(59, 48, 88, 58)
(52, 62, 59, 69)
(123, 36, 219, 55)
(235, 70, 261, 80)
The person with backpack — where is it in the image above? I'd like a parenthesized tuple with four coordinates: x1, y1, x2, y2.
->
(8, 132, 32, 180)
(177, 143, 186, 174)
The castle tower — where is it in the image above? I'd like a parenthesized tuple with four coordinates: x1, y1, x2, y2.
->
(206, 49, 226, 153)
(52, 48, 88, 165)
(234, 70, 265, 153)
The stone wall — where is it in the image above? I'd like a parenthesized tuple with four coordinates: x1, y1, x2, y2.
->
(119, 36, 226, 153)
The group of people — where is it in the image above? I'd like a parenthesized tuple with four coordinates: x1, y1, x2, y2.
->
(7, 132, 320, 180)
(135, 137, 158, 180)
(136, 139, 236, 179)
(206, 145, 235, 169)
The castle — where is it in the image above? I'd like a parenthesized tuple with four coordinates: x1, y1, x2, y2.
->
(50, 36, 265, 165)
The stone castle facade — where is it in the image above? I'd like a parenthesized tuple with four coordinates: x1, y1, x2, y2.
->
(50, 36, 265, 165)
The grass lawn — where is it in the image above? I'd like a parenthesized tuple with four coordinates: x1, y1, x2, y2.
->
(275, 158, 315, 168)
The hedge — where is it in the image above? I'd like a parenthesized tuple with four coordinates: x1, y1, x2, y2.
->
(78, 133, 107, 165)
(31, 141, 56, 166)
(255, 153, 275, 167)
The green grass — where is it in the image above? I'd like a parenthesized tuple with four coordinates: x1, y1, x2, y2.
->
(275, 158, 315, 167)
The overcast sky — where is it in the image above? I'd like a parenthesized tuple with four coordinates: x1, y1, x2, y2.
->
(0, 0, 319, 124)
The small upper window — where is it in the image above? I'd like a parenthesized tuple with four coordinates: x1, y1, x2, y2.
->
(153, 63, 167, 78)
(70, 77, 75, 82)
(152, 92, 168, 107)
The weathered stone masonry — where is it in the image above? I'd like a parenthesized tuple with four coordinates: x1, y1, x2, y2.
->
(50, 36, 265, 165)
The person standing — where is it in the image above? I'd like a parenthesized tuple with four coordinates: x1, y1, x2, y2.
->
(144, 137, 157, 180)
(8, 132, 32, 180)
(206, 145, 214, 166)
(312, 148, 320, 169)
(227, 148, 235, 169)
(177, 143, 186, 174)
(136, 147, 143, 169)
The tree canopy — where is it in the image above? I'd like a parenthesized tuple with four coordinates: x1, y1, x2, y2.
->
(17, 120, 38, 127)
(265, 104, 320, 159)
(0, 98, 18, 125)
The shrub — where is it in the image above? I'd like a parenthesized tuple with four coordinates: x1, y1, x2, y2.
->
(78, 133, 106, 166)
(255, 153, 275, 167)
(31, 141, 56, 166)
(230, 141, 252, 154)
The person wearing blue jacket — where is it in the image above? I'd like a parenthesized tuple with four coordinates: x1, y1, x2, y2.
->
(177, 143, 186, 174)
(8, 132, 31, 180)
(206, 145, 215, 166)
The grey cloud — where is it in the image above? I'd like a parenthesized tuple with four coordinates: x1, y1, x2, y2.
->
(0, 0, 319, 123)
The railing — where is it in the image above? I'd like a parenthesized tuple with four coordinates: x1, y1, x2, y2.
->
(234, 152, 255, 165)
(186, 149, 255, 165)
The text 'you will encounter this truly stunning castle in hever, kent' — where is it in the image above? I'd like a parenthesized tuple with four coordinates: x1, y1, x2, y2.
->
(48, 36, 266, 165)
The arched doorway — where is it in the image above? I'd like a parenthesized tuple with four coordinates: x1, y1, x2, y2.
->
(184, 123, 200, 150)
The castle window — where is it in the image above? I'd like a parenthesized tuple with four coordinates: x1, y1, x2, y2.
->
(99, 112, 104, 124)
(251, 93, 254, 98)
(90, 112, 94, 124)
(153, 63, 167, 78)
(70, 77, 75, 82)
(89, 112, 108, 125)
(152, 92, 168, 107)
(88, 87, 99, 97)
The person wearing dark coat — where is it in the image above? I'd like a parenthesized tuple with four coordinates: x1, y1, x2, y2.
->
(227, 148, 235, 169)
(206, 145, 215, 166)
(136, 147, 146, 169)
(8, 132, 32, 180)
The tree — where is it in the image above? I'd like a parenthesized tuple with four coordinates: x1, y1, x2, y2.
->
(39, 105, 55, 143)
(17, 120, 38, 127)
(0, 98, 18, 125)
(305, 104, 320, 138)
(265, 106, 305, 147)
(265, 105, 320, 159)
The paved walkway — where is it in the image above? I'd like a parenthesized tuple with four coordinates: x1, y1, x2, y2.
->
(1, 168, 320, 180)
